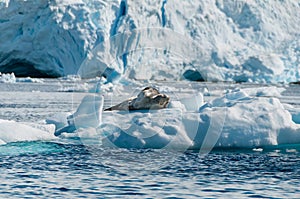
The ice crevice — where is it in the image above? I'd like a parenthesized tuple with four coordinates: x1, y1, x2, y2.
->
(109, 0, 131, 74)
(110, 0, 128, 37)
(161, 0, 167, 27)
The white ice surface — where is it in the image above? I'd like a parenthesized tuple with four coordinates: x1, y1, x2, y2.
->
(0, 72, 16, 83)
(199, 90, 300, 148)
(52, 94, 104, 136)
(0, 0, 299, 83)
(67, 95, 103, 128)
(2, 84, 300, 149)
(47, 87, 300, 149)
(0, 119, 56, 145)
(0, 72, 44, 83)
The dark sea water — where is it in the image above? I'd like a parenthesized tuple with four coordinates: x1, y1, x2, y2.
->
(1, 80, 300, 198)
(1, 142, 300, 198)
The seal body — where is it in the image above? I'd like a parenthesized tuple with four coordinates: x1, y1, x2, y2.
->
(104, 87, 170, 111)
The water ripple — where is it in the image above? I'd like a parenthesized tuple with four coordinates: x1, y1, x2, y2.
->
(0, 141, 300, 198)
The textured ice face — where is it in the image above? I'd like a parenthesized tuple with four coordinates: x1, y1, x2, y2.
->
(0, 0, 119, 77)
(0, 0, 299, 83)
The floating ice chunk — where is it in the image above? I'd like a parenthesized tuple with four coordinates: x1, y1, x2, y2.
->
(285, 149, 297, 153)
(0, 73, 44, 83)
(198, 89, 300, 148)
(253, 148, 263, 152)
(0, 119, 56, 145)
(51, 88, 300, 149)
(0, 139, 6, 145)
(57, 83, 90, 92)
(0, 72, 16, 83)
(16, 77, 44, 83)
(242, 86, 285, 97)
(55, 95, 104, 136)
(59, 75, 81, 82)
(167, 92, 204, 112)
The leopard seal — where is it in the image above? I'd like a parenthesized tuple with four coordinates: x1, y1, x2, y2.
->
(104, 87, 170, 111)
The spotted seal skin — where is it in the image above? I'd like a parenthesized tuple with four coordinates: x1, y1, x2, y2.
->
(104, 87, 170, 111)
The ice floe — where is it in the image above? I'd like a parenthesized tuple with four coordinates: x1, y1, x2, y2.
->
(0, 119, 56, 145)
(49, 87, 300, 149)
(2, 86, 300, 149)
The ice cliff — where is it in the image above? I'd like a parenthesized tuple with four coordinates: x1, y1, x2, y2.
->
(0, 0, 299, 82)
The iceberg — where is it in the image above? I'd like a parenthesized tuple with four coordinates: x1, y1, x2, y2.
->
(1, 85, 300, 149)
(0, 0, 299, 83)
(46, 87, 300, 150)
(0, 72, 16, 83)
(198, 90, 300, 148)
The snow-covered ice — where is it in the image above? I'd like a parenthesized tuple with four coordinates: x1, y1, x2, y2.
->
(40, 86, 300, 149)
(0, 119, 56, 145)
(199, 89, 300, 148)
(1, 83, 300, 149)
(0, 72, 44, 83)
(0, 72, 16, 83)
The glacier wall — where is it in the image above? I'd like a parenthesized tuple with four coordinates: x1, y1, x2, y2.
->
(0, 0, 299, 82)
(0, 0, 119, 77)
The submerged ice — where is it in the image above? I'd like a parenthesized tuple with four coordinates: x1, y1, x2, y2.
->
(0, 0, 299, 83)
